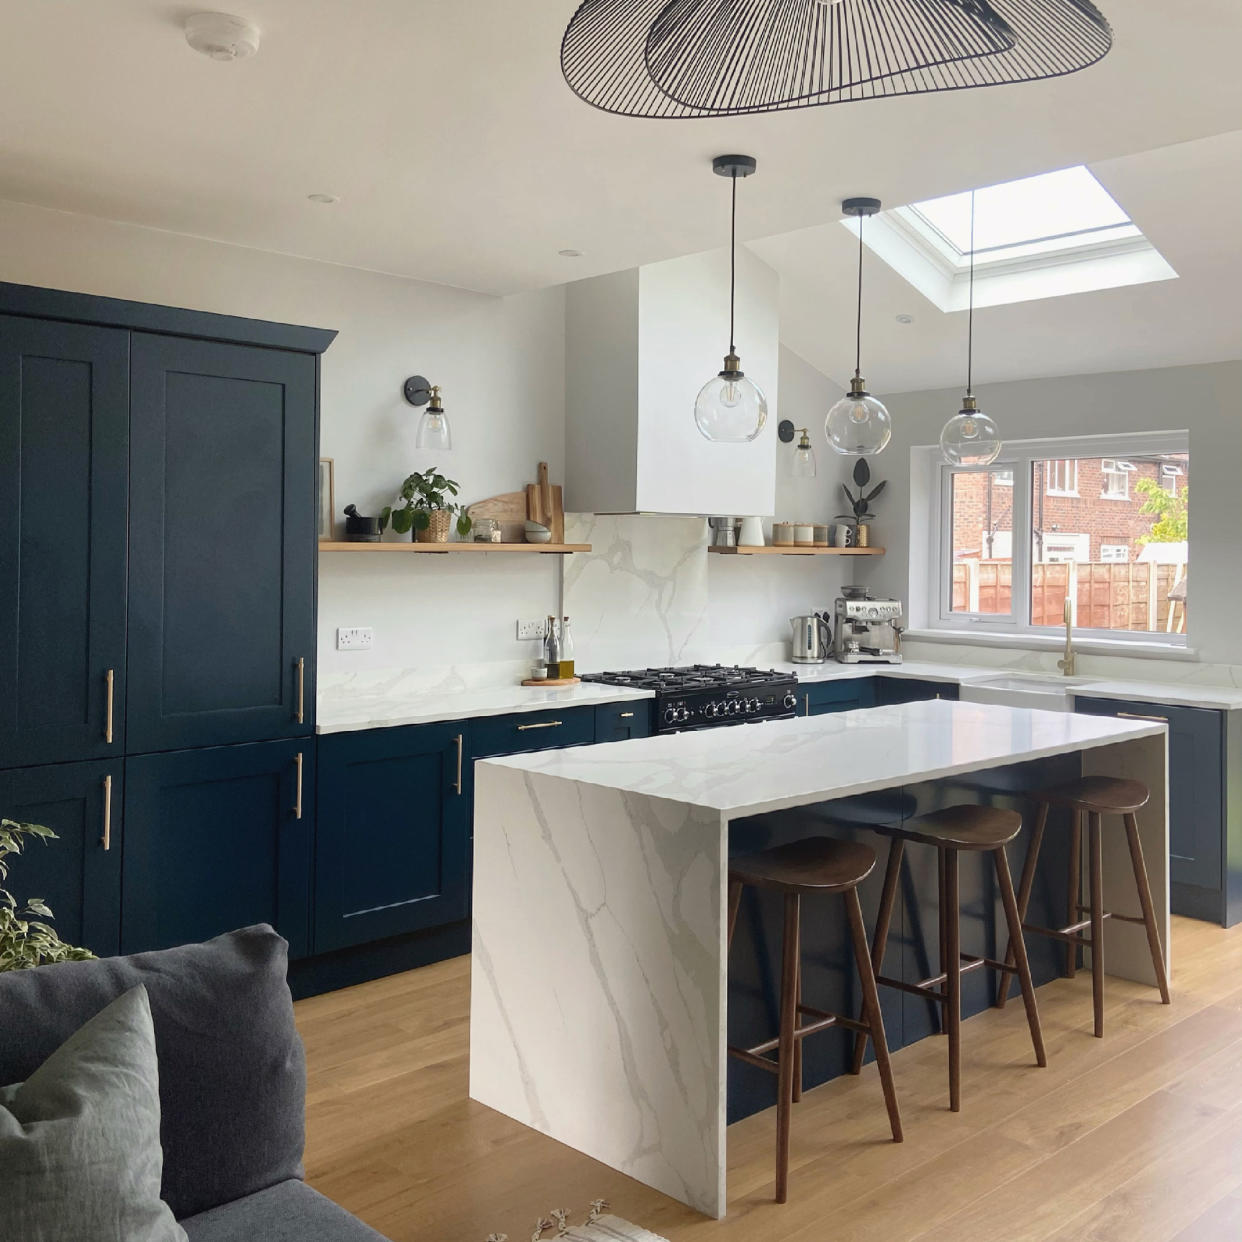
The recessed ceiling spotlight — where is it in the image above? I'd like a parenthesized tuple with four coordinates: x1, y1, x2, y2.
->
(307, 193, 340, 205)
(185, 12, 261, 62)
(896, 313, 914, 324)
(558, 249, 584, 258)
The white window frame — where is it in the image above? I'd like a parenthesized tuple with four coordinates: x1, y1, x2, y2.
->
(1045, 459, 1079, 497)
(925, 431, 1189, 648)
(1100, 458, 1133, 500)
(1161, 462, 1184, 496)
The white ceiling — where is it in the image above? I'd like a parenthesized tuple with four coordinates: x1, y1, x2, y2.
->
(1, 0, 1240, 390)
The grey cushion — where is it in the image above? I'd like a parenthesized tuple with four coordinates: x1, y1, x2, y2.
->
(0, 925, 305, 1220)
(180, 1180, 390, 1242)
(0, 985, 187, 1242)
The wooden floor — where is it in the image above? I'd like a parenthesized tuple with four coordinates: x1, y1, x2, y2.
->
(297, 916, 1242, 1242)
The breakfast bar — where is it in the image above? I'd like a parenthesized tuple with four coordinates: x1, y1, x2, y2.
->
(469, 700, 1168, 1218)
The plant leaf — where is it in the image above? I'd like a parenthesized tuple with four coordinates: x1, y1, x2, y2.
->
(853, 459, 871, 487)
(866, 481, 888, 503)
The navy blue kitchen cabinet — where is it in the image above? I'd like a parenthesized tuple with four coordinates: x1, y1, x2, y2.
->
(874, 677, 959, 706)
(314, 722, 470, 953)
(471, 706, 596, 758)
(126, 333, 318, 754)
(0, 316, 129, 769)
(800, 679, 877, 717)
(121, 739, 313, 958)
(594, 700, 653, 743)
(1075, 696, 1229, 923)
(0, 760, 123, 957)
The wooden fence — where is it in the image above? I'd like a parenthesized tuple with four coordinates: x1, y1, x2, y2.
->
(952, 561, 1184, 631)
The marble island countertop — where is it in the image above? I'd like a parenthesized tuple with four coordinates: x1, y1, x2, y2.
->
(479, 699, 1163, 818)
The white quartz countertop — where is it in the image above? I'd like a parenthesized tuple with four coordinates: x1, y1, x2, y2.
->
(315, 680, 654, 735)
(479, 699, 1164, 818)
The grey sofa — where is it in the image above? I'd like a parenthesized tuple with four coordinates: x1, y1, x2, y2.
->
(0, 925, 388, 1241)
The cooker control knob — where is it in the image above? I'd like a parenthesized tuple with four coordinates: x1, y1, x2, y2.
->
(663, 706, 678, 725)
(748, 698, 761, 713)
(678, 705, 691, 722)
(783, 692, 798, 710)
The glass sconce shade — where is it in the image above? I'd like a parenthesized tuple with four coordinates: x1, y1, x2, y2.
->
(792, 429, 817, 477)
(415, 408, 452, 451)
(940, 399, 1001, 466)
(695, 357, 768, 443)
(825, 379, 891, 456)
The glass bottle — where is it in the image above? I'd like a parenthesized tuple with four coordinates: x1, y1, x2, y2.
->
(544, 616, 561, 678)
(559, 617, 575, 679)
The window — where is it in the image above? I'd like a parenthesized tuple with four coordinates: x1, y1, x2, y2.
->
(1100, 459, 1133, 500)
(1045, 460, 1079, 496)
(928, 433, 1190, 645)
(1161, 462, 1184, 496)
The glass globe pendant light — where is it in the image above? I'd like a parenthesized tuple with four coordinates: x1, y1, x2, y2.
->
(695, 154, 768, 444)
(941, 190, 1003, 467)
(826, 198, 891, 456)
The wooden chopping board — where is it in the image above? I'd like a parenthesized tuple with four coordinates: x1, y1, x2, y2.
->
(466, 491, 527, 543)
(526, 461, 565, 544)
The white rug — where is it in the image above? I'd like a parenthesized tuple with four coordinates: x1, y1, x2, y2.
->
(559, 1216, 668, 1242)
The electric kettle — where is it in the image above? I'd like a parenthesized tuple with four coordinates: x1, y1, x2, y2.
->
(790, 613, 831, 664)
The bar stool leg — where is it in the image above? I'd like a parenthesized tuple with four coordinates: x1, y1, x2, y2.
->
(850, 836, 903, 1075)
(1089, 812, 1105, 1038)
(994, 844, 1047, 1067)
(792, 954, 803, 1104)
(775, 892, 800, 1203)
(937, 848, 949, 1035)
(1067, 810, 1082, 979)
(996, 801, 1048, 1008)
(844, 888, 903, 1143)
(1123, 812, 1172, 1005)
(726, 879, 742, 952)
(944, 847, 962, 1112)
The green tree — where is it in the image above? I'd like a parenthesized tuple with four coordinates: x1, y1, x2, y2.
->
(1136, 478, 1188, 544)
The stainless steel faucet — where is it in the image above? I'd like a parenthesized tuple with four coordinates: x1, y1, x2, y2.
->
(1057, 596, 1076, 677)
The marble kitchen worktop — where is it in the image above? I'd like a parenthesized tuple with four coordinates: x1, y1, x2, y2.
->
(479, 699, 1163, 818)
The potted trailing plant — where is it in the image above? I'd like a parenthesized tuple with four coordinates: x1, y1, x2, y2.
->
(837, 458, 887, 548)
(380, 468, 473, 544)
(1, 819, 94, 971)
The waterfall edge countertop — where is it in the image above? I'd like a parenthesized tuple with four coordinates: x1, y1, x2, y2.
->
(479, 698, 1165, 816)
(470, 701, 1169, 1217)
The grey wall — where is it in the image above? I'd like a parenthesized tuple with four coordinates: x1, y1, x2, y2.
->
(854, 360, 1242, 665)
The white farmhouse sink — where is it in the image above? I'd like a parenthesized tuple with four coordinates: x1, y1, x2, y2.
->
(959, 672, 1088, 713)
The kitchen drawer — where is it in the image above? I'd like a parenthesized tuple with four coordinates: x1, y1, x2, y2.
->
(874, 677, 959, 706)
(471, 706, 597, 758)
(595, 700, 653, 743)
(800, 680, 877, 717)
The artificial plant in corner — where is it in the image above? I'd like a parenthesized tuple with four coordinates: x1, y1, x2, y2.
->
(0, 819, 95, 971)
(380, 468, 473, 542)
(837, 457, 887, 529)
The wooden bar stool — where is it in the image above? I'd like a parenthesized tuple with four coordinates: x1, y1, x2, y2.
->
(996, 776, 1171, 1037)
(727, 836, 903, 1204)
(850, 805, 1047, 1113)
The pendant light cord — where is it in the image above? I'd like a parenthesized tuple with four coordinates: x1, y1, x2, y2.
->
(729, 170, 738, 355)
(967, 188, 976, 396)
(855, 211, 864, 378)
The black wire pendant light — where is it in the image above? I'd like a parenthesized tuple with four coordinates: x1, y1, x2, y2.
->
(561, 0, 1112, 119)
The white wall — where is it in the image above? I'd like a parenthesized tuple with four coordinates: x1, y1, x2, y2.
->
(855, 361, 1242, 666)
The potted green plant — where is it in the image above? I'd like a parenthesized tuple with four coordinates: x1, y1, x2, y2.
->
(836, 458, 887, 548)
(1, 819, 94, 971)
(380, 468, 473, 544)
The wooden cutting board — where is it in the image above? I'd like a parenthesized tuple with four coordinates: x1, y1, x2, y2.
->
(466, 491, 527, 543)
(526, 461, 565, 543)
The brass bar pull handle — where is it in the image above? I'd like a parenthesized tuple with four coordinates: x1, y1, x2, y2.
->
(293, 753, 304, 820)
(1117, 711, 1167, 724)
(101, 774, 112, 850)
(104, 669, 115, 744)
(804, 694, 810, 717)
(453, 734, 463, 796)
(517, 720, 563, 731)
(295, 658, 305, 725)
(619, 712, 635, 719)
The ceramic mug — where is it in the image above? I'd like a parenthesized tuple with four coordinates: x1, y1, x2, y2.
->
(830, 524, 853, 548)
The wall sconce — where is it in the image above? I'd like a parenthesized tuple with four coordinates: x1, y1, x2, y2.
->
(403, 375, 453, 451)
(778, 419, 817, 478)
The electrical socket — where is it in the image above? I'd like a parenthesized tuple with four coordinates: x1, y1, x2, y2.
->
(336, 626, 373, 651)
(516, 619, 546, 641)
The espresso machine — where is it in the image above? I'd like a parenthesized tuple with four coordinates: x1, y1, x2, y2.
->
(832, 593, 904, 664)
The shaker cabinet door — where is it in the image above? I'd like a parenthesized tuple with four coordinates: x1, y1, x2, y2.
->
(0, 315, 129, 768)
(126, 334, 317, 752)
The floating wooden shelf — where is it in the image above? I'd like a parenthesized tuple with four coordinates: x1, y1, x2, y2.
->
(318, 540, 591, 555)
(708, 545, 885, 557)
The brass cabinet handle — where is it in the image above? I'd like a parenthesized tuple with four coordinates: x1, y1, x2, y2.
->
(104, 669, 115, 744)
(619, 712, 635, 719)
(101, 774, 112, 850)
(517, 720, 563, 731)
(804, 693, 810, 716)
(453, 734, 463, 795)
(295, 658, 305, 725)
(293, 753, 303, 820)
(1117, 711, 1167, 723)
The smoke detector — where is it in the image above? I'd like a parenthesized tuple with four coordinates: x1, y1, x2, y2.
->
(185, 12, 261, 62)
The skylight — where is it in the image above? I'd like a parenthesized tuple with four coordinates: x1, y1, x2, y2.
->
(846, 165, 1177, 312)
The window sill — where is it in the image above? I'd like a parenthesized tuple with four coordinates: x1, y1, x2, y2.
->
(906, 627, 1198, 662)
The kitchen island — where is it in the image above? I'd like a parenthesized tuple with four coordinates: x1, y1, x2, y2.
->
(469, 700, 1167, 1217)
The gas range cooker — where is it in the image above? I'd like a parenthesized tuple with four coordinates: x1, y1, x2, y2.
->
(581, 664, 799, 733)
